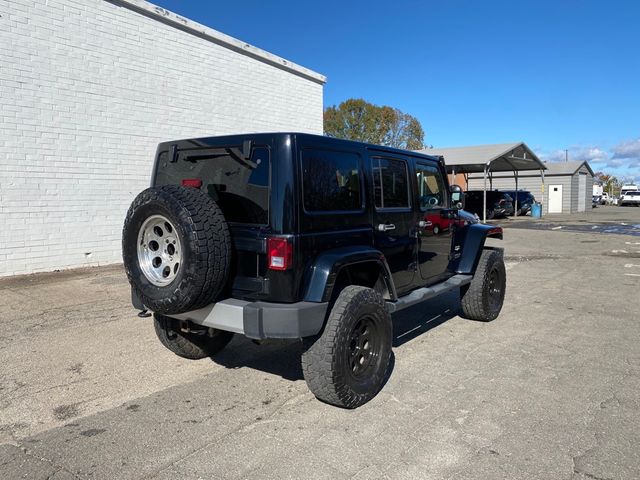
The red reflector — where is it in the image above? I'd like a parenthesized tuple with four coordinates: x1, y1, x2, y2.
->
(267, 237, 292, 271)
(182, 178, 202, 188)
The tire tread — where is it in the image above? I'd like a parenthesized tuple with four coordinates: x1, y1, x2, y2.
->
(301, 286, 392, 409)
(122, 185, 231, 314)
(154, 314, 233, 360)
(460, 248, 506, 321)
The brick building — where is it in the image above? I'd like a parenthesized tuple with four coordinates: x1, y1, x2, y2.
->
(0, 0, 325, 276)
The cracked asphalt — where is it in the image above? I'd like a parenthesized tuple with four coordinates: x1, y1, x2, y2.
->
(1, 206, 639, 479)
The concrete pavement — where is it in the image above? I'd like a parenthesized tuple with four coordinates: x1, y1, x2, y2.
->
(1, 210, 639, 479)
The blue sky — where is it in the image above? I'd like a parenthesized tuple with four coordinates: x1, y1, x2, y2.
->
(152, 0, 640, 183)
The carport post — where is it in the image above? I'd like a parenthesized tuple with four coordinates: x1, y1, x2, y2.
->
(540, 168, 545, 214)
(514, 168, 519, 216)
(483, 164, 488, 223)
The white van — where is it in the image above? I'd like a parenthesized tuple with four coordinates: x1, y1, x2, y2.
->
(621, 184, 639, 195)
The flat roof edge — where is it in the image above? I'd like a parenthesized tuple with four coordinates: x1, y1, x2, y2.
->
(107, 0, 327, 84)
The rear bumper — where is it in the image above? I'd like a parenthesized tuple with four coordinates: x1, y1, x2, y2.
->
(164, 298, 328, 340)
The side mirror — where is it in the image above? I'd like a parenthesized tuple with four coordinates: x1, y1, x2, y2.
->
(450, 184, 465, 210)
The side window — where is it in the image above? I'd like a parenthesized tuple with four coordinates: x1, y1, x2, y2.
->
(372, 157, 410, 209)
(301, 149, 362, 212)
(416, 164, 446, 211)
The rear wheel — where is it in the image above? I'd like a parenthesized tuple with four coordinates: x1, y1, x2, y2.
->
(154, 314, 233, 360)
(460, 249, 506, 321)
(301, 286, 392, 409)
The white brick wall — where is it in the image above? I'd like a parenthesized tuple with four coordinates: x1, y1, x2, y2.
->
(0, 0, 324, 276)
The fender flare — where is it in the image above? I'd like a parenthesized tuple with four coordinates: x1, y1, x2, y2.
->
(303, 246, 397, 303)
(454, 224, 503, 274)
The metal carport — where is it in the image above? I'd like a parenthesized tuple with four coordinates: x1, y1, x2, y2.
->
(416, 142, 547, 222)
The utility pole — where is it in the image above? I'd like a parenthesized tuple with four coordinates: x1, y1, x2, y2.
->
(565, 149, 568, 162)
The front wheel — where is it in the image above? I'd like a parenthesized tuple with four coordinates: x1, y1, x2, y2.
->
(301, 286, 392, 409)
(460, 249, 506, 321)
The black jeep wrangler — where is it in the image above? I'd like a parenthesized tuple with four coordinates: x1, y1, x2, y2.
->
(123, 133, 505, 408)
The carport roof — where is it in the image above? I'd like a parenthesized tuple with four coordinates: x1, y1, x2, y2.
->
(417, 142, 546, 174)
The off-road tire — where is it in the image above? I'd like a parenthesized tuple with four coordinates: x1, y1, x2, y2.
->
(122, 185, 231, 314)
(301, 286, 392, 409)
(460, 248, 506, 321)
(154, 314, 233, 360)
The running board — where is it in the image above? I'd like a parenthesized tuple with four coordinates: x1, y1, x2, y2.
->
(385, 274, 472, 313)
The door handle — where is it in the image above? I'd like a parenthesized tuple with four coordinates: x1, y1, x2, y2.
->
(377, 223, 396, 232)
(418, 220, 432, 228)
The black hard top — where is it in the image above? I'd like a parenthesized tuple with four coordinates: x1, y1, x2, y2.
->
(159, 132, 441, 163)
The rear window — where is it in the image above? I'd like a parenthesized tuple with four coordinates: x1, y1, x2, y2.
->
(155, 145, 270, 225)
(482, 192, 503, 201)
(301, 149, 362, 212)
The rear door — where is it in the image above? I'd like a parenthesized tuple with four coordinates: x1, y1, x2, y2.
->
(153, 139, 272, 299)
(370, 155, 416, 293)
(415, 162, 452, 283)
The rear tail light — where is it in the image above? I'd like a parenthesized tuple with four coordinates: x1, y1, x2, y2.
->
(267, 237, 293, 271)
(182, 178, 202, 188)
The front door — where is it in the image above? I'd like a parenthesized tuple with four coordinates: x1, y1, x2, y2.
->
(371, 156, 416, 294)
(415, 162, 452, 283)
(549, 184, 563, 213)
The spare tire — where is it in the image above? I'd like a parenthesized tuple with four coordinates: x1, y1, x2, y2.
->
(122, 185, 231, 314)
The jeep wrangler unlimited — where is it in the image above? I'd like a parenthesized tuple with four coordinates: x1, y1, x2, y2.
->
(122, 133, 505, 408)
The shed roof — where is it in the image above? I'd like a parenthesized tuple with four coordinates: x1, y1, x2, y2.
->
(543, 160, 594, 176)
(417, 142, 546, 173)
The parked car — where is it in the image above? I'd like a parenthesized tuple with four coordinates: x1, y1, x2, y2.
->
(501, 190, 536, 215)
(592, 195, 601, 208)
(601, 192, 609, 205)
(122, 133, 506, 408)
(619, 191, 640, 207)
(463, 190, 514, 219)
